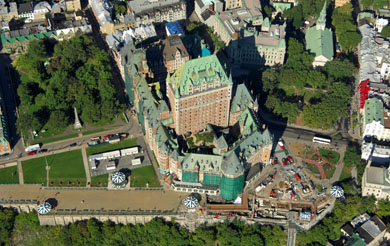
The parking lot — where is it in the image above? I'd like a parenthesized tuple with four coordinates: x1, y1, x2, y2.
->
(89, 153, 151, 177)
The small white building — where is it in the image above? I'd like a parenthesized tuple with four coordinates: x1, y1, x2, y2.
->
(131, 158, 141, 165)
(120, 147, 138, 156)
(106, 161, 116, 171)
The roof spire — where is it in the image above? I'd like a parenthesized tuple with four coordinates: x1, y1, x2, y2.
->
(317, 1, 327, 31)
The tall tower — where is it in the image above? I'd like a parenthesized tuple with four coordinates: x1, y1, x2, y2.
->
(316, 1, 327, 31)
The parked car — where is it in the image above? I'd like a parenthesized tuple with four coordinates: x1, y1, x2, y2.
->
(283, 149, 289, 155)
(28, 151, 36, 156)
(38, 149, 48, 153)
(287, 156, 294, 164)
(282, 158, 287, 166)
(70, 143, 77, 147)
(273, 158, 278, 166)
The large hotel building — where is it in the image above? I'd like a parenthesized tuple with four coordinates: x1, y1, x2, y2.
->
(166, 55, 233, 135)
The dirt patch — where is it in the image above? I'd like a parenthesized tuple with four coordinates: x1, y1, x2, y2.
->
(294, 113, 304, 126)
(288, 143, 306, 159)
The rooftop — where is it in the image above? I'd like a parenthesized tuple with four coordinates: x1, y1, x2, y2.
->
(364, 97, 384, 126)
(128, 0, 184, 15)
(163, 35, 189, 62)
(305, 26, 334, 60)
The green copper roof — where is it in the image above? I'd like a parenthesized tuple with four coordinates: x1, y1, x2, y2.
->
(231, 83, 254, 113)
(317, 1, 327, 29)
(155, 125, 178, 153)
(233, 129, 273, 161)
(238, 108, 261, 136)
(168, 54, 232, 98)
(305, 26, 334, 60)
(345, 234, 366, 246)
(271, 2, 291, 12)
(359, 12, 375, 20)
(262, 17, 270, 29)
(180, 153, 223, 174)
(221, 152, 244, 176)
(365, 97, 384, 126)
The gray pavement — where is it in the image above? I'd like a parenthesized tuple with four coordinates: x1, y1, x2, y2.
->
(81, 146, 91, 187)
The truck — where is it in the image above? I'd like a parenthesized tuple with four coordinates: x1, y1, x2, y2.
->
(25, 144, 41, 152)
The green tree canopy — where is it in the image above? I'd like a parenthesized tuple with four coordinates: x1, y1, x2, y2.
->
(381, 26, 390, 38)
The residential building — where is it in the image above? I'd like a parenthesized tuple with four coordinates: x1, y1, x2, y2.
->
(33, 1, 51, 20)
(342, 214, 386, 246)
(362, 159, 390, 199)
(305, 1, 334, 67)
(271, 2, 292, 18)
(334, 0, 350, 8)
(199, 0, 263, 44)
(18, 2, 34, 21)
(162, 35, 190, 73)
(127, 0, 186, 27)
(166, 55, 233, 135)
(228, 19, 286, 66)
(194, 0, 223, 22)
(363, 97, 390, 141)
(65, 0, 81, 12)
(89, 0, 114, 34)
(1, 13, 92, 53)
(225, 0, 243, 10)
(0, 0, 18, 22)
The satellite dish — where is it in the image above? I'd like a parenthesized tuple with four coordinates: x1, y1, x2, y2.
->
(331, 186, 344, 198)
(183, 196, 198, 209)
(37, 202, 52, 215)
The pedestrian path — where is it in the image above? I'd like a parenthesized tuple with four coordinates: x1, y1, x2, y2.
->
(81, 147, 91, 188)
(17, 160, 24, 185)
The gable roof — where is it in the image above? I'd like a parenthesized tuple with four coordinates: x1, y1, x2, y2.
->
(231, 83, 254, 113)
(305, 26, 334, 60)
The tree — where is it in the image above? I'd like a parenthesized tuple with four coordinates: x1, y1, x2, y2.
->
(324, 59, 355, 81)
(377, 199, 390, 218)
(261, 68, 279, 92)
(381, 26, 390, 38)
(113, 2, 127, 16)
(0, 208, 16, 246)
(332, 3, 361, 53)
(47, 111, 69, 132)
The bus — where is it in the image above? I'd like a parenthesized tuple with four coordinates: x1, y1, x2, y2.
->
(25, 144, 41, 152)
(312, 136, 331, 145)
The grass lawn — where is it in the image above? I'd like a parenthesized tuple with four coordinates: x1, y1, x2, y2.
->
(0, 166, 19, 184)
(31, 133, 78, 145)
(22, 158, 47, 185)
(47, 150, 86, 187)
(339, 166, 352, 181)
(323, 164, 336, 179)
(195, 133, 213, 144)
(35, 122, 66, 138)
(82, 128, 106, 136)
(130, 165, 160, 187)
(91, 174, 109, 187)
(319, 149, 340, 165)
(306, 163, 320, 175)
(87, 138, 137, 156)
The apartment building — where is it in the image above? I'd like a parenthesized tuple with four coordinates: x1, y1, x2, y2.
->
(362, 159, 390, 200)
(127, 0, 186, 27)
(225, 0, 243, 10)
(363, 97, 390, 141)
(228, 19, 286, 66)
(166, 55, 233, 135)
(0, 0, 17, 22)
(163, 35, 190, 73)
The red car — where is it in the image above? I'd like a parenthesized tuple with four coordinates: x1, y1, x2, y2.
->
(28, 151, 36, 156)
(273, 158, 278, 165)
(287, 156, 294, 164)
(282, 158, 287, 166)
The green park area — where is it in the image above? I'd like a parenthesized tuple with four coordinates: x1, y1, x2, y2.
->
(91, 174, 109, 187)
(87, 138, 137, 156)
(32, 133, 78, 145)
(22, 150, 86, 186)
(323, 164, 336, 179)
(0, 166, 19, 184)
(306, 163, 320, 176)
(130, 165, 160, 187)
(319, 149, 340, 165)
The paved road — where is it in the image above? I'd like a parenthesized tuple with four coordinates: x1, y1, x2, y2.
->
(287, 223, 297, 246)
